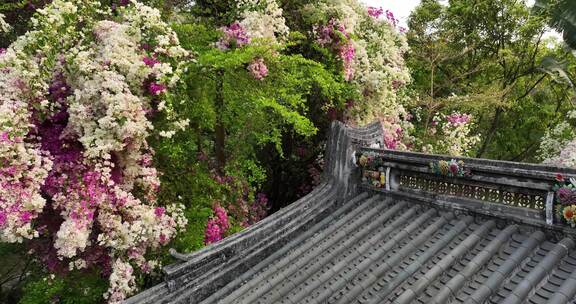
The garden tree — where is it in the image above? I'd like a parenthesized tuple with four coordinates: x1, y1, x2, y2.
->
(253, 0, 415, 207)
(407, 0, 575, 161)
(155, 0, 346, 223)
(532, 0, 576, 168)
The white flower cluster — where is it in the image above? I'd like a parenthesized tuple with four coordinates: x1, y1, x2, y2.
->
(544, 139, 576, 168)
(0, 50, 53, 243)
(540, 112, 576, 168)
(309, 0, 364, 34)
(0, 13, 11, 33)
(539, 119, 576, 163)
(347, 3, 411, 125)
(431, 113, 481, 157)
(237, 0, 289, 42)
(105, 259, 136, 303)
(308, 0, 413, 149)
(0, 0, 189, 302)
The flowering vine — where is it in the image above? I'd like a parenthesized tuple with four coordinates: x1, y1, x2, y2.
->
(216, 22, 251, 50)
(204, 203, 230, 244)
(314, 18, 356, 81)
(237, 0, 289, 43)
(0, 0, 189, 302)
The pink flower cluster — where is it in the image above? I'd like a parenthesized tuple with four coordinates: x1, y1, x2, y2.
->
(216, 22, 251, 50)
(314, 19, 356, 81)
(446, 113, 471, 126)
(143, 55, 160, 67)
(380, 114, 412, 151)
(247, 58, 269, 80)
(368, 7, 384, 18)
(204, 203, 230, 245)
(386, 10, 398, 28)
(148, 82, 167, 95)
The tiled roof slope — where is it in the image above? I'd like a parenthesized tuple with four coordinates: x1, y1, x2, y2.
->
(203, 193, 576, 304)
(126, 122, 576, 304)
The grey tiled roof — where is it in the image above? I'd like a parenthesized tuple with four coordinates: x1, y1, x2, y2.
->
(126, 122, 576, 304)
(204, 193, 576, 304)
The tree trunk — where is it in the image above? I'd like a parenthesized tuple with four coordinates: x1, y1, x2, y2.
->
(476, 107, 502, 158)
(215, 68, 226, 174)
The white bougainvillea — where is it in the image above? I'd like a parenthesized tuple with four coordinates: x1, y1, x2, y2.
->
(305, 0, 413, 149)
(237, 0, 289, 42)
(540, 110, 576, 168)
(0, 0, 188, 302)
(428, 112, 481, 157)
(0, 13, 10, 33)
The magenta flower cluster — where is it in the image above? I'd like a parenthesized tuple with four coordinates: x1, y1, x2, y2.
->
(143, 55, 160, 67)
(314, 19, 356, 81)
(386, 10, 398, 28)
(368, 7, 384, 18)
(148, 82, 167, 95)
(247, 58, 269, 80)
(446, 113, 471, 126)
(216, 22, 251, 50)
(204, 204, 230, 245)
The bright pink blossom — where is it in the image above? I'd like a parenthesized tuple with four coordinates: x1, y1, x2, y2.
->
(204, 218, 222, 244)
(159, 233, 167, 245)
(384, 133, 399, 150)
(154, 207, 165, 218)
(213, 205, 229, 231)
(143, 56, 159, 67)
(216, 22, 250, 50)
(20, 211, 32, 223)
(0, 211, 6, 226)
(386, 10, 398, 27)
(148, 82, 167, 95)
(0, 131, 9, 142)
(368, 7, 384, 18)
(204, 204, 231, 244)
(314, 19, 356, 81)
(446, 113, 471, 126)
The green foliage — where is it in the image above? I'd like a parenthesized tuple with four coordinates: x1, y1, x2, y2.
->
(407, 0, 576, 161)
(171, 207, 212, 253)
(171, 23, 341, 161)
(535, 0, 576, 49)
(188, 0, 238, 25)
(19, 271, 108, 304)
